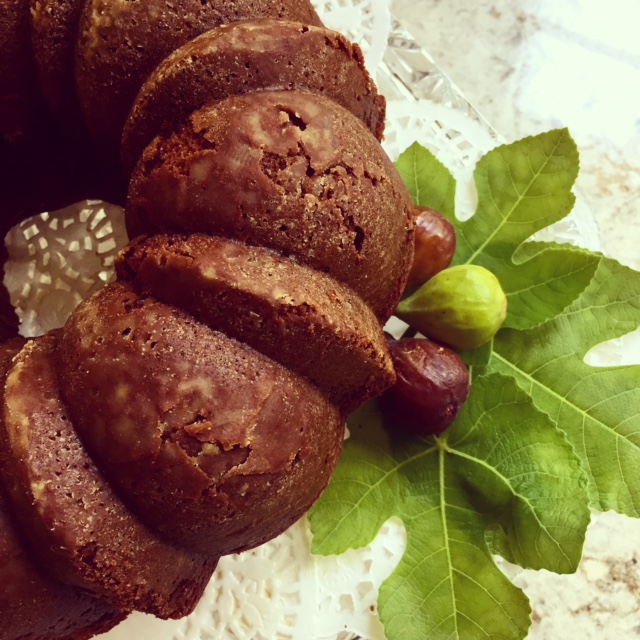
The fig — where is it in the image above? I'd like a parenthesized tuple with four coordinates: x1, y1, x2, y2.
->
(396, 264, 507, 349)
(379, 338, 470, 435)
(405, 206, 456, 291)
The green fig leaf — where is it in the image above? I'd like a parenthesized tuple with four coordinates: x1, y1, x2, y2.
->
(309, 374, 589, 640)
(454, 129, 597, 330)
(455, 129, 579, 264)
(395, 141, 456, 218)
(499, 241, 602, 330)
(310, 130, 639, 640)
(489, 256, 640, 514)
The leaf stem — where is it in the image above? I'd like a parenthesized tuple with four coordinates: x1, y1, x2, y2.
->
(439, 444, 459, 637)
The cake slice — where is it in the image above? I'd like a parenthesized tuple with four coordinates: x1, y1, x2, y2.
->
(75, 1, 323, 155)
(126, 90, 413, 321)
(0, 331, 217, 618)
(0, 486, 125, 640)
(117, 232, 394, 413)
(56, 283, 346, 555)
(120, 19, 385, 174)
(0, 338, 126, 640)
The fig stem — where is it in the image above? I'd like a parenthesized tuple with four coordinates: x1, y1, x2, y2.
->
(400, 325, 418, 339)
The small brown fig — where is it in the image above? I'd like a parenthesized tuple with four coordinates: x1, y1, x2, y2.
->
(405, 206, 456, 291)
(379, 338, 470, 435)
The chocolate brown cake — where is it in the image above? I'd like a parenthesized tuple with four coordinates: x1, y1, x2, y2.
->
(30, 0, 87, 132)
(120, 19, 385, 175)
(0, 338, 126, 640)
(0, 3, 416, 637)
(0, 332, 218, 617)
(56, 282, 346, 555)
(117, 233, 394, 412)
(0, 0, 43, 142)
(75, 0, 323, 156)
(0, 487, 125, 640)
(126, 89, 412, 321)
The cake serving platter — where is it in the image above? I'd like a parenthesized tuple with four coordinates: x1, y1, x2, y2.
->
(3, 1, 639, 639)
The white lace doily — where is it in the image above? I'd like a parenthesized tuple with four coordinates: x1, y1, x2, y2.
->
(316, 0, 391, 78)
(4, 201, 128, 338)
(3, 1, 635, 639)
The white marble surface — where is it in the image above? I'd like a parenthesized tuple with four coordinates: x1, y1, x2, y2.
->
(392, 0, 640, 272)
(391, 1, 640, 637)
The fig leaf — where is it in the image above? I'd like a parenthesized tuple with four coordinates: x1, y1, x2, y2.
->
(395, 141, 456, 218)
(490, 256, 640, 514)
(398, 130, 599, 330)
(309, 375, 589, 640)
(310, 130, 640, 640)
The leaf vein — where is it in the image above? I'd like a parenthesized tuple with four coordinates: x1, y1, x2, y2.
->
(447, 447, 572, 566)
(465, 132, 566, 264)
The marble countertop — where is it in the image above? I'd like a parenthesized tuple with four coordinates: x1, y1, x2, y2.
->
(392, 0, 640, 272)
(391, 1, 640, 637)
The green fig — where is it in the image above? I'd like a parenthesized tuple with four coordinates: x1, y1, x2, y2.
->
(396, 264, 507, 349)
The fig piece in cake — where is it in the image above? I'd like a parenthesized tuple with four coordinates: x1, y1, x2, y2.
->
(0, 331, 217, 618)
(127, 90, 413, 321)
(121, 19, 385, 174)
(57, 283, 345, 556)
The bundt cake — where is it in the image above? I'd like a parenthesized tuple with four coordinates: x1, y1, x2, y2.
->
(0, 1, 415, 637)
